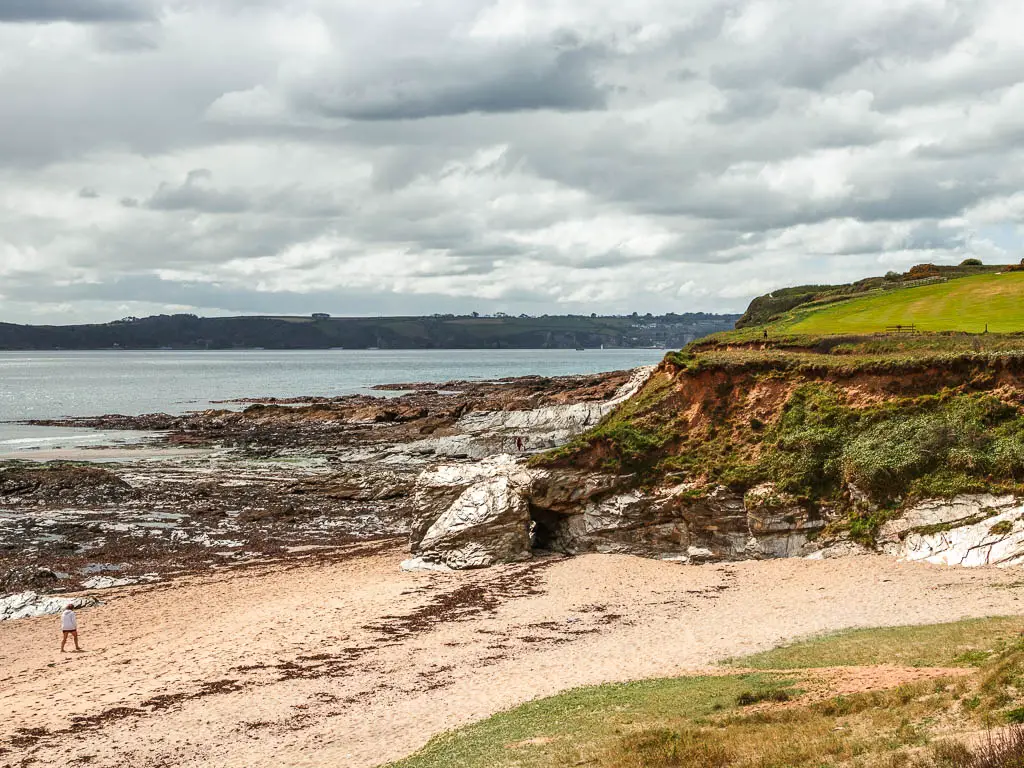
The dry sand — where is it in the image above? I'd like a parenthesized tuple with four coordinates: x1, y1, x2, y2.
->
(2, 545, 1023, 768)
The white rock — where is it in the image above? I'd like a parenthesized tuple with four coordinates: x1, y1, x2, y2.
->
(416, 468, 534, 569)
(0, 592, 100, 622)
(403, 366, 655, 461)
(400, 558, 452, 572)
(878, 495, 1024, 567)
(81, 574, 160, 590)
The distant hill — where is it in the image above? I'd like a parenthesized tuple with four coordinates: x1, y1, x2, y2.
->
(0, 312, 740, 351)
(736, 263, 1023, 334)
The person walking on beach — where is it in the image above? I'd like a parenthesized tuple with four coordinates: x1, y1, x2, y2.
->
(60, 604, 81, 652)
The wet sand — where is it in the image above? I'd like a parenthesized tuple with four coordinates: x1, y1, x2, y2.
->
(2, 546, 1023, 768)
(0, 446, 212, 463)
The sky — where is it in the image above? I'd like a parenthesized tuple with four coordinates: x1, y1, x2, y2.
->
(1, 0, 1023, 324)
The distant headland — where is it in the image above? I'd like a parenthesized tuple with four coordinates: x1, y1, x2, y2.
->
(0, 311, 740, 351)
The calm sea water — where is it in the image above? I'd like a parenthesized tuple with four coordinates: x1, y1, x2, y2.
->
(0, 349, 667, 451)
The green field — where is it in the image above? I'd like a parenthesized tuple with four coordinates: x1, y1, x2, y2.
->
(781, 272, 1024, 334)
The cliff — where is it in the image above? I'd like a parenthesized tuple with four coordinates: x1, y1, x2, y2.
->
(408, 268, 1024, 569)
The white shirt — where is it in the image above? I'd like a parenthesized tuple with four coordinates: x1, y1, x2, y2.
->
(61, 610, 77, 631)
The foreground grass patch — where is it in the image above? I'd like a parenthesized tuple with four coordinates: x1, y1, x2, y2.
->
(730, 618, 1024, 670)
(384, 674, 789, 768)
(385, 618, 1024, 768)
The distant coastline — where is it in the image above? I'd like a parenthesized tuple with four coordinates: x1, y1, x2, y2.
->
(0, 312, 738, 351)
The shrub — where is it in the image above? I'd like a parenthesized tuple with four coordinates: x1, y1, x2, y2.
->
(737, 688, 792, 706)
(610, 728, 733, 768)
(961, 258, 984, 266)
(967, 724, 1024, 767)
(908, 263, 942, 278)
(929, 739, 974, 767)
(990, 521, 1014, 537)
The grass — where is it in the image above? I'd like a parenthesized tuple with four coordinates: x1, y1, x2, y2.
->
(383, 674, 789, 768)
(782, 273, 1024, 335)
(729, 618, 1024, 670)
(384, 618, 1024, 768)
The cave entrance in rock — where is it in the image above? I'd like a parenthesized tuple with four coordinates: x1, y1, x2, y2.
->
(529, 505, 564, 553)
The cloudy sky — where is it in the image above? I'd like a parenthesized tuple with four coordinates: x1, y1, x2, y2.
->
(1, 0, 1023, 323)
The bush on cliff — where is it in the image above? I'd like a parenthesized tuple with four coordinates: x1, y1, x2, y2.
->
(759, 387, 1024, 506)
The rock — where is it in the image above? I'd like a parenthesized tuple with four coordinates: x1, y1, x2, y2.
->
(402, 366, 656, 462)
(529, 469, 624, 513)
(0, 592, 100, 622)
(2, 566, 61, 593)
(285, 469, 414, 501)
(412, 463, 835, 568)
(80, 574, 160, 590)
(399, 557, 452, 572)
(410, 455, 523, 548)
(805, 540, 870, 560)
(0, 465, 133, 505)
(414, 466, 533, 569)
(533, 486, 688, 557)
(524, 480, 824, 564)
(744, 483, 825, 558)
(878, 495, 1024, 567)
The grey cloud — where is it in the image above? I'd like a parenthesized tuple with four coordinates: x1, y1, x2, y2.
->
(143, 171, 349, 218)
(299, 45, 609, 121)
(0, 0, 154, 23)
(710, 3, 973, 91)
(92, 22, 163, 52)
(147, 170, 250, 214)
(119, 197, 139, 208)
(78, 187, 99, 198)
(708, 90, 780, 125)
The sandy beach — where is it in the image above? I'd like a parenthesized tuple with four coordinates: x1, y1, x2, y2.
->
(2, 545, 1023, 768)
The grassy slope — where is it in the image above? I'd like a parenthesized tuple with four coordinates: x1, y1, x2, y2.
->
(731, 617, 1024, 670)
(781, 272, 1024, 335)
(385, 617, 1024, 768)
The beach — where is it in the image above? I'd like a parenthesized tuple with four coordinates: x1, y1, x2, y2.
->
(3, 544, 1023, 767)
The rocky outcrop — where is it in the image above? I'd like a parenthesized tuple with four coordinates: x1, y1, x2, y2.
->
(878, 495, 1024, 567)
(409, 464, 828, 569)
(403, 366, 655, 460)
(529, 480, 825, 562)
(2, 566, 62, 594)
(284, 469, 414, 502)
(0, 592, 99, 622)
(0, 465, 134, 506)
(404, 456, 532, 570)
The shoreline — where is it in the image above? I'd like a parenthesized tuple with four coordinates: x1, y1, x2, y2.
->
(0, 369, 640, 604)
(0, 446, 212, 463)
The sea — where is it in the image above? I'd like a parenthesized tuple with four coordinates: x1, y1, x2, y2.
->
(0, 348, 668, 453)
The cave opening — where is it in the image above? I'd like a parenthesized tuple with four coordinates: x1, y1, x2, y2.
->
(529, 505, 566, 553)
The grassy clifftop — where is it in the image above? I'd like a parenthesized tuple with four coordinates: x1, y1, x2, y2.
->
(784, 272, 1024, 335)
(535, 266, 1024, 543)
(736, 263, 1024, 334)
